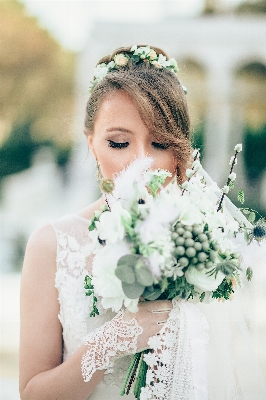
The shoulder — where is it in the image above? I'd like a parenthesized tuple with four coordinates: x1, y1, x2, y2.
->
(26, 223, 57, 259)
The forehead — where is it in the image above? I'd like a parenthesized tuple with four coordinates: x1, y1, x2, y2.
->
(94, 90, 146, 131)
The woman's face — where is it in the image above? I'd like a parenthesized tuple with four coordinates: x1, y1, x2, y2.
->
(87, 91, 177, 182)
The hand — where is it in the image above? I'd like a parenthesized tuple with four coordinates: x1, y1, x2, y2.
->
(123, 300, 172, 352)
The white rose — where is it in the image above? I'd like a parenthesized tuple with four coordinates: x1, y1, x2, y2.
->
(185, 266, 225, 292)
(114, 54, 128, 67)
(148, 49, 157, 60)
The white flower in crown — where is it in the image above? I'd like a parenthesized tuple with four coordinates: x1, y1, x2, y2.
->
(148, 49, 157, 60)
(114, 53, 129, 66)
(131, 45, 152, 59)
(94, 63, 109, 81)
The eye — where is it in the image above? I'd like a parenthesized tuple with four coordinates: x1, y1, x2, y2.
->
(152, 142, 170, 150)
(107, 140, 129, 149)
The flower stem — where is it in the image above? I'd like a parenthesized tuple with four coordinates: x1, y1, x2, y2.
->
(217, 150, 238, 212)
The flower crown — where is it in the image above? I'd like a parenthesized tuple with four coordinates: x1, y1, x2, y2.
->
(89, 45, 187, 94)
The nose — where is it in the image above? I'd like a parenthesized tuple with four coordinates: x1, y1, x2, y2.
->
(135, 142, 150, 159)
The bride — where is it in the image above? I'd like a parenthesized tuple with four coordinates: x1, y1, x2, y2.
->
(19, 45, 266, 399)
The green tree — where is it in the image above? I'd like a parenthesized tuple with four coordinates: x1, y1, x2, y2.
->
(0, 0, 75, 181)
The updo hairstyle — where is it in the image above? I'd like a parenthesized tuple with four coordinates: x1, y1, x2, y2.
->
(84, 45, 192, 183)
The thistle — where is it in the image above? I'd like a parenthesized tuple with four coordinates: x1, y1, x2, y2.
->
(253, 220, 266, 241)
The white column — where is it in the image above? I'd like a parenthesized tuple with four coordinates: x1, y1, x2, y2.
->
(203, 64, 233, 186)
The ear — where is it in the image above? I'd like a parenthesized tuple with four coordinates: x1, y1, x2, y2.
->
(87, 134, 97, 159)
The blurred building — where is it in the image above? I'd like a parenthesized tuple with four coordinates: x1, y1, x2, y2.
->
(1, 5, 266, 397)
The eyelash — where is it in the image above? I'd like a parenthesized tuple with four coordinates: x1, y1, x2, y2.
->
(107, 140, 169, 150)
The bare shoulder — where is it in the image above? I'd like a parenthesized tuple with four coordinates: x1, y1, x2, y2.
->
(22, 223, 57, 288)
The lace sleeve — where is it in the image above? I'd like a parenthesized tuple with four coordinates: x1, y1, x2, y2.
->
(81, 309, 143, 382)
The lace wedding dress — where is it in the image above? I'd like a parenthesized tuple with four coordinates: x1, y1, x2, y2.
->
(52, 214, 138, 399)
(51, 214, 266, 400)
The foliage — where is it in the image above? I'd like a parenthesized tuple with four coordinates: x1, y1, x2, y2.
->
(243, 125, 266, 181)
(0, 119, 72, 183)
(0, 0, 75, 180)
(235, 0, 266, 14)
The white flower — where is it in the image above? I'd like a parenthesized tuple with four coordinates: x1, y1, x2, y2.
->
(234, 143, 242, 152)
(96, 202, 131, 244)
(94, 63, 109, 80)
(229, 172, 236, 181)
(157, 53, 167, 65)
(192, 149, 200, 158)
(181, 181, 189, 190)
(185, 266, 225, 292)
(192, 160, 201, 171)
(186, 169, 195, 179)
(130, 45, 137, 52)
(114, 53, 128, 66)
(222, 185, 230, 194)
(229, 156, 237, 166)
(206, 212, 227, 231)
(92, 242, 138, 312)
(148, 49, 157, 60)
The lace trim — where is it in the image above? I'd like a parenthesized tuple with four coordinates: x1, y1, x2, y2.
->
(81, 309, 143, 382)
(140, 300, 208, 400)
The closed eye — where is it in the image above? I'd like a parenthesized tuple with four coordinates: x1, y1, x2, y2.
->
(152, 142, 170, 150)
(107, 140, 129, 149)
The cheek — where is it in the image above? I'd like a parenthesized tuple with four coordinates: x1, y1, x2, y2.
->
(97, 149, 128, 178)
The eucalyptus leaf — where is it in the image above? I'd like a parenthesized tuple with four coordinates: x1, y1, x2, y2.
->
(142, 285, 162, 301)
(135, 261, 153, 286)
(122, 281, 145, 299)
(115, 263, 135, 284)
(115, 254, 141, 284)
(248, 212, 255, 223)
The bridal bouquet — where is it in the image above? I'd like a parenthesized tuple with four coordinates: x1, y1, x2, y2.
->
(84, 145, 266, 398)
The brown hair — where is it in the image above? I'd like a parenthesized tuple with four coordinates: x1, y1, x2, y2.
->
(84, 45, 192, 183)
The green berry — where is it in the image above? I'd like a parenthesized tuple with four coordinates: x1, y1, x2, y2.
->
(197, 263, 205, 271)
(184, 238, 194, 248)
(212, 242, 220, 251)
(179, 257, 189, 267)
(171, 232, 178, 240)
(191, 257, 198, 265)
(210, 251, 218, 262)
(205, 261, 213, 269)
(183, 231, 193, 239)
(175, 246, 185, 256)
(176, 237, 185, 246)
(198, 252, 207, 262)
(186, 247, 196, 258)
(201, 241, 210, 252)
(194, 242, 202, 252)
(176, 227, 185, 236)
(198, 233, 208, 243)
(192, 225, 202, 236)
(184, 225, 193, 231)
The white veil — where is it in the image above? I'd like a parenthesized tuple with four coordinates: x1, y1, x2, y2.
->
(197, 167, 266, 399)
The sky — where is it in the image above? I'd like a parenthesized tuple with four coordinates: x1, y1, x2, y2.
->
(21, 1, 207, 51)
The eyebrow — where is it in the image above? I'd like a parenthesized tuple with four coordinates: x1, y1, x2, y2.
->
(106, 127, 133, 133)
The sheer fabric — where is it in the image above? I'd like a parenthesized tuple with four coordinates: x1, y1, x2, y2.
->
(51, 215, 137, 399)
(51, 214, 266, 399)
